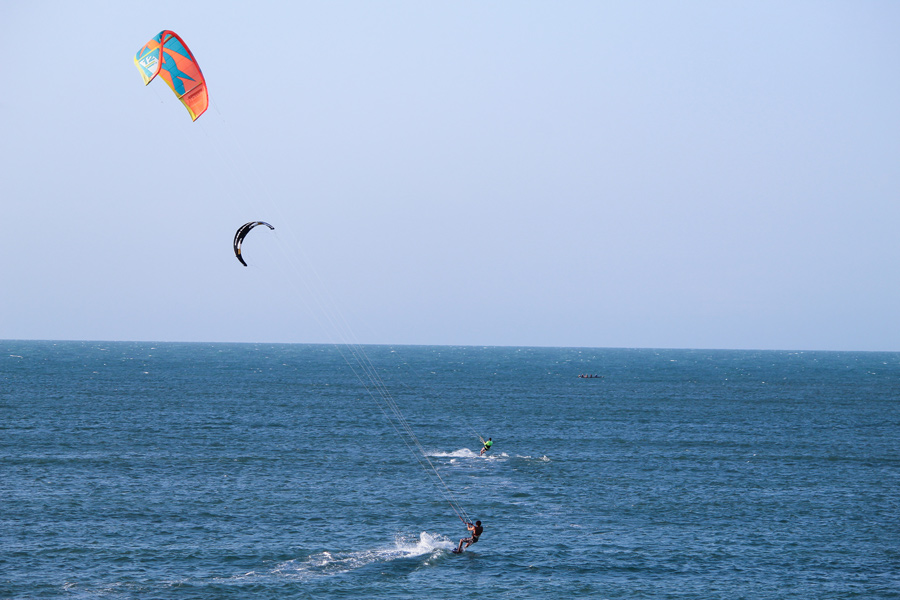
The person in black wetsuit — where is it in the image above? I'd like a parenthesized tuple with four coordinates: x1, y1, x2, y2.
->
(455, 520, 483, 553)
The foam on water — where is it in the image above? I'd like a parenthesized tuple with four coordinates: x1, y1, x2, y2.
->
(272, 532, 453, 581)
(514, 454, 551, 462)
(428, 448, 479, 458)
(429, 449, 511, 463)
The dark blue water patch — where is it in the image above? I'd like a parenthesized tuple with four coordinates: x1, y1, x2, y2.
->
(2, 341, 899, 599)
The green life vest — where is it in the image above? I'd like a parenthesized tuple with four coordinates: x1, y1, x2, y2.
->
(484, 440, 493, 448)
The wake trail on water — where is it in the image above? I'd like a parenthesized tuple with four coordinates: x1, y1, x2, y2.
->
(432, 449, 511, 464)
(428, 448, 480, 458)
(269, 532, 455, 580)
(429, 449, 543, 462)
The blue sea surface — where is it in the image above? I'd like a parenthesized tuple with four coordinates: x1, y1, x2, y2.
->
(1, 341, 898, 599)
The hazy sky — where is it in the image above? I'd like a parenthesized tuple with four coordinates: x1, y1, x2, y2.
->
(2, 1, 899, 351)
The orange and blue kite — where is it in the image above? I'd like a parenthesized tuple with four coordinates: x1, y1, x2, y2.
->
(134, 30, 208, 121)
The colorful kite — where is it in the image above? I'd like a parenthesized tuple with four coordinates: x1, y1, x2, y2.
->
(134, 30, 208, 121)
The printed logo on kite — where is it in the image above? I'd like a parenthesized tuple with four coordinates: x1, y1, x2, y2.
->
(134, 30, 208, 121)
(139, 55, 158, 71)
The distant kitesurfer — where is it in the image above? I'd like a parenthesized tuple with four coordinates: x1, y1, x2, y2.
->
(480, 438, 493, 455)
(455, 520, 483, 553)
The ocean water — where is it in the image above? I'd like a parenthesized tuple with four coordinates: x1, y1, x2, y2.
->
(1, 341, 898, 599)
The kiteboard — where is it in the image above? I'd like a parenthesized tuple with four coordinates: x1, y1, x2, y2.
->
(451, 548, 462, 554)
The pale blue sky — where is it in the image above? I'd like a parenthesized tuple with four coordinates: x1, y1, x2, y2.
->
(2, 1, 899, 350)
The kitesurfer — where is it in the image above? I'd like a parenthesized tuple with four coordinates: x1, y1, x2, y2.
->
(480, 438, 493, 455)
(455, 520, 483, 553)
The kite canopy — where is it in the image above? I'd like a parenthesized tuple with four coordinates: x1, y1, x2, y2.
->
(234, 222, 275, 266)
(134, 30, 208, 121)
